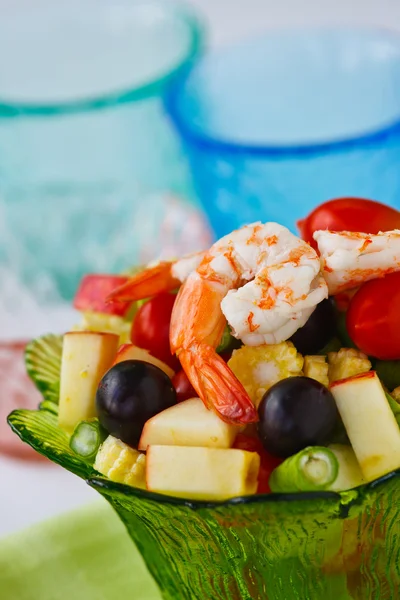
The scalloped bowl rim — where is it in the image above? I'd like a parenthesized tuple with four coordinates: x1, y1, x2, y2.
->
(8, 407, 400, 511)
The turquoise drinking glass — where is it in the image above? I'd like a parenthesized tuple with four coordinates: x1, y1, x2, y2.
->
(0, 0, 205, 308)
(8, 335, 400, 600)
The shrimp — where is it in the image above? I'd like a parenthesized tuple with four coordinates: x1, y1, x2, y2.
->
(314, 229, 400, 295)
(107, 252, 206, 303)
(170, 222, 328, 424)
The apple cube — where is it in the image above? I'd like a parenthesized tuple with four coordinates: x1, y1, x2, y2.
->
(113, 344, 175, 379)
(330, 371, 400, 481)
(73, 274, 132, 317)
(139, 397, 238, 451)
(146, 445, 260, 501)
(58, 332, 119, 432)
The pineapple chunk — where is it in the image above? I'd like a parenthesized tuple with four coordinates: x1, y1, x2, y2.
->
(58, 332, 119, 433)
(73, 312, 131, 344)
(228, 342, 303, 406)
(304, 355, 329, 387)
(328, 348, 371, 383)
(95, 436, 146, 488)
(146, 445, 260, 500)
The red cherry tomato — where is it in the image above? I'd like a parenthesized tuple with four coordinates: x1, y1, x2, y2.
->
(131, 292, 180, 370)
(172, 370, 197, 403)
(233, 434, 282, 494)
(346, 272, 400, 360)
(298, 198, 400, 251)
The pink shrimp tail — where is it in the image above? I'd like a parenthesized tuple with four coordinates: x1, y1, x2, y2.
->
(178, 346, 259, 425)
(106, 262, 180, 303)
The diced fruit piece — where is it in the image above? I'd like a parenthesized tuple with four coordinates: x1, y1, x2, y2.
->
(258, 376, 338, 458)
(74, 274, 132, 317)
(304, 355, 329, 387)
(146, 445, 260, 501)
(130, 292, 179, 370)
(94, 435, 146, 488)
(138, 398, 238, 451)
(113, 344, 175, 379)
(330, 371, 400, 481)
(328, 348, 371, 383)
(228, 342, 304, 407)
(328, 444, 365, 491)
(58, 332, 119, 433)
(96, 360, 176, 447)
(375, 360, 400, 392)
(233, 434, 282, 493)
(171, 370, 197, 403)
(74, 312, 132, 344)
(290, 299, 336, 355)
(269, 446, 339, 493)
(70, 419, 107, 462)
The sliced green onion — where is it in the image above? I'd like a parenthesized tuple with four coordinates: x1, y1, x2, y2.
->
(70, 419, 107, 462)
(269, 446, 339, 493)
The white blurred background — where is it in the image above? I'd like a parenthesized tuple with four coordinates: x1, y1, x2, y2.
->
(2, 0, 400, 537)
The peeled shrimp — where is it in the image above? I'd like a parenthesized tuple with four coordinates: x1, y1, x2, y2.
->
(108, 222, 327, 424)
(314, 229, 400, 295)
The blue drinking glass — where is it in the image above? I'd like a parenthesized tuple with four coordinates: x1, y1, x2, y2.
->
(0, 0, 206, 328)
(165, 28, 400, 239)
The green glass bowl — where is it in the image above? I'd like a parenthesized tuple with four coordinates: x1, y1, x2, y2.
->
(7, 336, 400, 600)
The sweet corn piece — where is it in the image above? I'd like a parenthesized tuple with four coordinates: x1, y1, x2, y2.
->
(73, 312, 131, 344)
(304, 355, 329, 387)
(328, 348, 372, 383)
(228, 342, 303, 407)
(94, 436, 146, 488)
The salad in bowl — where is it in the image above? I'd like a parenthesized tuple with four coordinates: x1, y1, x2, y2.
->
(8, 197, 400, 600)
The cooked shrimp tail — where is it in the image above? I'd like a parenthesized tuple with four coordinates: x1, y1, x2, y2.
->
(107, 251, 206, 303)
(179, 346, 258, 424)
(107, 261, 180, 303)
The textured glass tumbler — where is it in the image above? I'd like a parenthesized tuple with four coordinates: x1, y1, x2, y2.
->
(0, 0, 205, 331)
(165, 28, 400, 239)
(8, 333, 400, 600)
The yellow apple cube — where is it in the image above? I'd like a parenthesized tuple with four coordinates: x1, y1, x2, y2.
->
(146, 445, 260, 501)
(58, 331, 119, 432)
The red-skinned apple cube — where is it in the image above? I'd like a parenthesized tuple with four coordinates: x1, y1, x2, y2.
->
(73, 274, 132, 317)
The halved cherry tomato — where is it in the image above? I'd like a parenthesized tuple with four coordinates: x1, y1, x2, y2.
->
(233, 434, 282, 494)
(131, 292, 180, 370)
(298, 198, 400, 251)
(172, 370, 197, 402)
(346, 272, 400, 360)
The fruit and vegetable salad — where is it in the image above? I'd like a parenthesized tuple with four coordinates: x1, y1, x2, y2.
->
(31, 197, 400, 501)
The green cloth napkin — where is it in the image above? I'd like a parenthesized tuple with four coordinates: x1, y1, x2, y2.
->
(0, 500, 161, 600)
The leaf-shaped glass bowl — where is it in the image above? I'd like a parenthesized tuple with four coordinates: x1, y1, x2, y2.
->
(8, 335, 400, 600)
